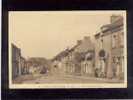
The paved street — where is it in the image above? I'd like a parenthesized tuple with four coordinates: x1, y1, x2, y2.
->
(13, 73, 124, 84)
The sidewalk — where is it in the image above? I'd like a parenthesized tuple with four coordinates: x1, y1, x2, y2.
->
(64, 74, 124, 83)
(13, 74, 45, 84)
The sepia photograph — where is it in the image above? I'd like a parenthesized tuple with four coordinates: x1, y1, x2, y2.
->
(8, 11, 127, 88)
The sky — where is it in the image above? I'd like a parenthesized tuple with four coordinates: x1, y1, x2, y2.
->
(9, 11, 126, 59)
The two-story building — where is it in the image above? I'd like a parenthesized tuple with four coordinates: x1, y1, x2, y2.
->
(80, 50, 95, 77)
(94, 15, 124, 79)
(12, 43, 21, 79)
(110, 15, 124, 79)
(12, 43, 29, 79)
(52, 49, 69, 76)
(52, 36, 95, 76)
(73, 36, 95, 76)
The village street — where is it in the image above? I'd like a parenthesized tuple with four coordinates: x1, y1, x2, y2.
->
(14, 73, 124, 84)
(11, 14, 125, 85)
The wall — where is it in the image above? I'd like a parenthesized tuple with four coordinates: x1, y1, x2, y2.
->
(12, 44, 21, 79)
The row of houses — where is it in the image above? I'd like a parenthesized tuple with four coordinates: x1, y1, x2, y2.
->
(12, 44, 29, 79)
(12, 44, 51, 79)
(95, 15, 124, 79)
(52, 36, 95, 76)
(52, 15, 124, 79)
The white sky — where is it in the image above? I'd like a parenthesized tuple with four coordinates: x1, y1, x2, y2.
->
(9, 11, 126, 59)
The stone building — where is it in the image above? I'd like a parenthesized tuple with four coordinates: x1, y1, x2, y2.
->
(52, 49, 69, 76)
(12, 43, 21, 79)
(52, 59, 63, 75)
(64, 45, 78, 75)
(57, 36, 95, 76)
(52, 36, 95, 77)
(110, 15, 124, 79)
(94, 27, 112, 78)
(94, 15, 124, 79)
(80, 50, 95, 77)
(73, 36, 95, 76)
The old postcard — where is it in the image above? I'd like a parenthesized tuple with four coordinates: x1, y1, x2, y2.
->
(9, 11, 127, 88)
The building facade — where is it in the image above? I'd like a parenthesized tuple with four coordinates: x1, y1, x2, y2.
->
(94, 15, 124, 79)
(12, 44, 21, 79)
(94, 27, 112, 78)
(81, 50, 95, 77)
(111, 15, 124, 79)
(51, 49, 69, 76)
(52, 36, 95, 76)
(21, 57, 29, 74)
(51, 15, 124, 79)
(73, 36, 95, 76)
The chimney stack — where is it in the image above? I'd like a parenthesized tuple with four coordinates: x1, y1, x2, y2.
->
(77, 40, 82, 45)
(84, 36, 90, 40)
(110, 15, 122, 23)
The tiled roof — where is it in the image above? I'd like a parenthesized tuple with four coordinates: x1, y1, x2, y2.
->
(11, 43, 21, 51)
(74, 41, 94, 53)
(52, 49, 69, 61)
(101, 16, 123, 34)
(69, 44, 79, 52)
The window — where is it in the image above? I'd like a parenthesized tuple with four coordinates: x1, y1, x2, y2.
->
(120, 32, 124, 46)
(112, 35, 116, 48)
(100, 39, 103, 49)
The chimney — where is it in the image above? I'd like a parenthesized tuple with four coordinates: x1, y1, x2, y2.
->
(77, 40, 82, 45)
(84, 36, 90, 41)
(110, 15, 122, 23)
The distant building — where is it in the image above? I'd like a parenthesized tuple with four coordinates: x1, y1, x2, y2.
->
(94, 15, 124, 79)
(12, 44, 21, 79)
(52, 60, 63, 75)
(59, 45, 77, 75)
(26, 57, 49, 74)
